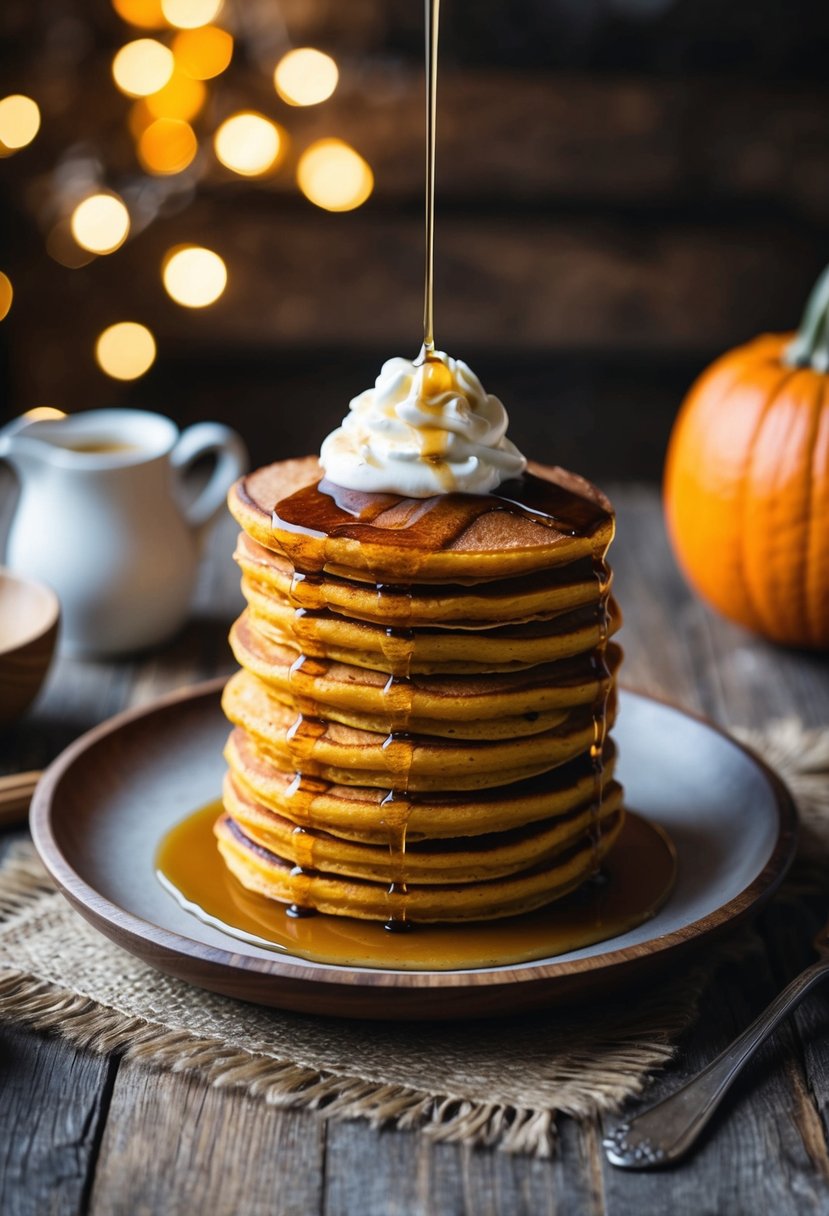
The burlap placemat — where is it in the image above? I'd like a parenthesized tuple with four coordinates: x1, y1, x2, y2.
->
(0, 719, 826, 1157)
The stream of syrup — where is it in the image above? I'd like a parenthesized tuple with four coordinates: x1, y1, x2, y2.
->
(422, 0, 440, 359)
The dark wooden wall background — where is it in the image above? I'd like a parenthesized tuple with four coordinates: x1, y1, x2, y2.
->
(2, 0, 829, 482)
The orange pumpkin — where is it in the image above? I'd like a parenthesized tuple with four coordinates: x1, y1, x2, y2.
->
(664, 267, 829, 648)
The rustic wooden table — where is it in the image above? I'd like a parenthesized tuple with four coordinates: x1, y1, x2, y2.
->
(1, 488, 828, 1216)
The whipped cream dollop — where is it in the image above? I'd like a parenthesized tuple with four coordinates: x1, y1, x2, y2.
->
(319, 353, 527, 497)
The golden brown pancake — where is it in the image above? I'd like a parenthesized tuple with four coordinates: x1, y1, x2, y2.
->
(228, 456, 615, 581)
(224, 727, 619, 841)
(215, 809, 625, 922)
(222, 669, 618, 790)
(234, 531, 609, 625)
(230, 613, 622, 721)
(242, 583, 621, 674)
(223, 769, 624, 884)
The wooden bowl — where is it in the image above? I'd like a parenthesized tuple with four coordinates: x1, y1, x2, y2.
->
(0, 568, 60, 725)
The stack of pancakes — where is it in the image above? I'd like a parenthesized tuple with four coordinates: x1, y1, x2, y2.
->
(218, 455, 624, 924)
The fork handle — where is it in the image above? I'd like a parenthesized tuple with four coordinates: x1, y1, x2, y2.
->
(604, 957, 829, 1169)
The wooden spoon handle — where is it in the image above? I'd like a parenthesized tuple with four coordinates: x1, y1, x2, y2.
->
(0, 770, 42, 827)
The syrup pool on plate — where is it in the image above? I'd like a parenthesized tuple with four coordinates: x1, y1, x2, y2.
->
(156, 802, 676, 971)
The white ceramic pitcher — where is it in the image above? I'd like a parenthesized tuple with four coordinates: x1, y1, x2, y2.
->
(0, 408, 248, 656)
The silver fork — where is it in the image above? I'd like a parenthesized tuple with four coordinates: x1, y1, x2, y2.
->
(603, 916, 829, 1169)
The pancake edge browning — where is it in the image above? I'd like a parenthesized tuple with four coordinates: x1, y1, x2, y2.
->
(223, 769, 624, 885)
(228, 456, 615, 581)
(215, 809, 625, 923)
(224, 728, 619, 841)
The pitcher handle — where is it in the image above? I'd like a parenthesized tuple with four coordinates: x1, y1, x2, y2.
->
(170, 422, 248, 537)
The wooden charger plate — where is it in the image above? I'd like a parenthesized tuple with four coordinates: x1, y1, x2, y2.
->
(30, 681, 797, 1020)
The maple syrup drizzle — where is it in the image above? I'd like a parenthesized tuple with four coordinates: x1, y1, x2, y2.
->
(283, 689, 327, 915)
(378, 617, 417, 930)
(422, 0, 440, 360)
(589, 549, 614, 873)
(288, 570, 326, 611)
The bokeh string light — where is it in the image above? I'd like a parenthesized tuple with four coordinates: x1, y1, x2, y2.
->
(214, 111, 285, 177)
(111, 0, 166, 29)
(161, 0, 224, 29)
(0, 95, 41, 154)
(297, 139, 374, 212)
(21, 407, 67, 422)
(70, 194, 131, 255)
(5, 0, 377, 393)
(162, 245, 227, 307)
(95, 322, 157, 380)
(172, 27, 233, 80)
(137, 117, 198, 173)
(274, 48, 339, 107)
(112, 39, 175, 97)
(145, 73, 207, 121)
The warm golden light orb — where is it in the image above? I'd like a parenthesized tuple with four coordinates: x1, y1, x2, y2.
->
(274, 48, 338, 107)
(145, 71, 206, 121)
(0, 95, 41, 153)
(22, 407, 68, 422)
(111, 0, 166, 28)
(95, 323, 157, 380)
(161, 0, 223, 29)
(213, 111, 284, 177)
(70, 194, 131, 255)
(137, 117, 197, 173)
(162, 245, 227, 307)
(297, 139, 373, 212)
(172, 26, 233, 79)
(0, 273, 13, 321)
(112, 39, 175, 98)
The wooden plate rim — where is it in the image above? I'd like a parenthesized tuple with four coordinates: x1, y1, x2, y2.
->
(29, 678, 799, 997)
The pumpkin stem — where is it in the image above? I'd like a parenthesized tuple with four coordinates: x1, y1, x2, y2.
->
(785, 264, 829, 372)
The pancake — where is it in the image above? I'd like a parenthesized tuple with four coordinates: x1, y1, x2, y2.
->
(230, 612, 622, 722)
(224, 728, 619, 841)
(218, 455, 623, 925)
(242, 582, 622, 673)
(234, 531, 609, 626)
(223, 770, 624, 884)
(222, 668, 618, 790)
(228, 456, 616, 582)
(215, 809, 625, 922)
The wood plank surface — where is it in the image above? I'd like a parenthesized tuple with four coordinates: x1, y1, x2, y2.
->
(89, 1068, 325, 1216)
(1, 487, 828, 1215)
(0, 1024, 115, 1216)
(322, 1115, 599, 1216)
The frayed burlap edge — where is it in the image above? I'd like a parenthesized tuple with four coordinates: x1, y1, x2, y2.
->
(0, 715, 824, 1156)
(0, 967, 698, 1157)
